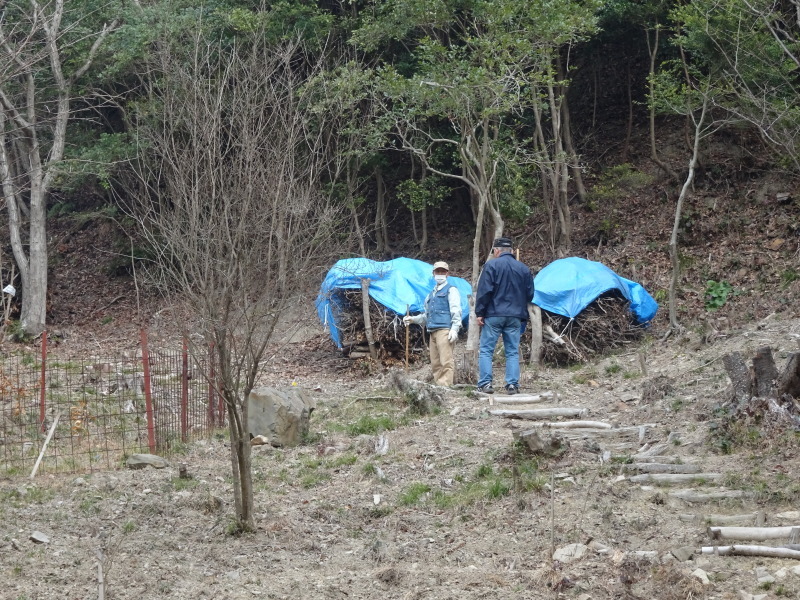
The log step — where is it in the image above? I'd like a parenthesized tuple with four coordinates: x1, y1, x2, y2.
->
(555, 425, 657, 441)
(699, 545, 800, 559)
(679, 512, 765, 526)
(488, 407, 588, 420)
(491, 392, 557, 404)
(621, 463, 702, 474)
(629, 473, 722, 484)
(669, 489, 751, 503)
(708, 525, 800, 542)
(624, 455, 690, 464)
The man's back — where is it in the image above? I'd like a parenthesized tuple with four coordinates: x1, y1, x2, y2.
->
(475, 253, 534, 320)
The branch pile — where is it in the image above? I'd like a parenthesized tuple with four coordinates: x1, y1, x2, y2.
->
(540, 293, 646, 365)
(335, 290, 427, 361)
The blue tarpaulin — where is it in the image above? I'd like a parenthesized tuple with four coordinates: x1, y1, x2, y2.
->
(533, 257, 658, 324)
(316, 257, 473, 348)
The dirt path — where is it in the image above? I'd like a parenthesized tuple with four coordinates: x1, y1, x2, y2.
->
(2, 315, 799, 600)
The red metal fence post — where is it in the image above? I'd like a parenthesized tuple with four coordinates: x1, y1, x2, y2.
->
(181, 336, 188, 442)
(140, 329, 156, 452)
(39, 330, 47, 432)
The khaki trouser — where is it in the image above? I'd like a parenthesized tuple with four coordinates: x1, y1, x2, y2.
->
(429, 328, 455, 386)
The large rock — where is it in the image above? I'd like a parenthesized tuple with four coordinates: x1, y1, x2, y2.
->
(126, 454, 169, 469)
(247, 387, 315, 448)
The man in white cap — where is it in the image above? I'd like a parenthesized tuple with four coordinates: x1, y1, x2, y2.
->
(403, 261, 462, 386)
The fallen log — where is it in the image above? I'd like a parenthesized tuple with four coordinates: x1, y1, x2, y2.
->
(492, 392, 557, 405)
(489, 407, 588, 420)
(670, 489, 749, 502)
(679, 512, 764, 526)
(698, 545, 800, 559)
(627, 455, 688, 464)
(622, 463, 702, 474)
(554, 425, 657, 440)
(535, 420, 613, 430)
(629, 473, 722, 484)
(708, 526, 800, 542)
(633, 443, 670, 458)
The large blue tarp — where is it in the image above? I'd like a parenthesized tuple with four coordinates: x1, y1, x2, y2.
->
(316, 257, 473, 348)
(533, 257, 658, 324)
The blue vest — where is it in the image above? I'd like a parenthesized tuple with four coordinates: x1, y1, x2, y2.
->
(425, 283, 453, 330)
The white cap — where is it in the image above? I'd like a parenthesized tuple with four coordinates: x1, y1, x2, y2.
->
(432, 261, 449, 271)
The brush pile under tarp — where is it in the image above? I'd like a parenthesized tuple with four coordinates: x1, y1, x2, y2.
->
(335, 289, 427, 361)
(540, 292, 646, 365)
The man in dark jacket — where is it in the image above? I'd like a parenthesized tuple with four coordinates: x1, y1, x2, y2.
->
(474, 237, 534, 394)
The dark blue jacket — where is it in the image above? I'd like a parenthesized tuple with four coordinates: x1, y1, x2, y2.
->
(475, 253, 534, 320)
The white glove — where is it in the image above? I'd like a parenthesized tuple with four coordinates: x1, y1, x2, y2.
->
(403, 315, 412, 325)
(447, 327, 458, 343)
(403, 315, 423, 326)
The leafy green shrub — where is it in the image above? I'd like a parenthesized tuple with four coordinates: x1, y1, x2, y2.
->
(704, 280, 733, 310)
(346, 414, 396, 436)
(398, 482, 431, 506)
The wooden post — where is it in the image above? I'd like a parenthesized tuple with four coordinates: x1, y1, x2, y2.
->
(361, 278, 378, 359)
(39, 330, 47, 432)
(97, 548, 106, 600)
(638, 349, 648, 376)
(528, 304, 542, 366)
(140, 329, 156, 452)
(405, 304, 410, 371)
(30, 411, 60, 478)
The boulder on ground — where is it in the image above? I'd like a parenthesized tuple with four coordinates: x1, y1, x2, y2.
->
(247, 387, 315, 447)
(126, 453, 169, 469)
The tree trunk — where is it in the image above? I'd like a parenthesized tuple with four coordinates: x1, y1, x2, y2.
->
(420, 206, 428, 252)
(622, 63, 633, 163)
(546, 76, 571, 253)
(351, 202, 366, 256)
(373, 166, 393, 256)
(361, 278, 378, 359)
(557, 57, 586, 204)
(647, 26, 679, 182)
(226, 391, 254, 532)
(668, 96, 707, 331)
(21, 188, 48, 335)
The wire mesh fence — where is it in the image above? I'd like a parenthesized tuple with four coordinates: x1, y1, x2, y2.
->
(0, 331, 223, 477)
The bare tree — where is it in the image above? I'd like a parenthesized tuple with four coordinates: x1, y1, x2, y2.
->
(123, 34, 347, 532)
(0, 0, 117, 336)
(656, 50, 734, 332)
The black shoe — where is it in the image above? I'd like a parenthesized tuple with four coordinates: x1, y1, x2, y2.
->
(505, 384, 519, 395)
(476, 383, 494, 394)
